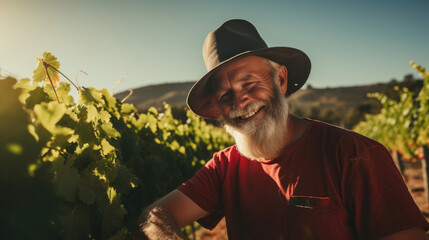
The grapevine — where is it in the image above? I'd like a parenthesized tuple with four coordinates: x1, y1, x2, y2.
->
(1, 52, 234, 239)
(354, 62, 429, 160)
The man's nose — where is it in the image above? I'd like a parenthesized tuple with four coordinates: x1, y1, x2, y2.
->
(233, 91, 250, 109)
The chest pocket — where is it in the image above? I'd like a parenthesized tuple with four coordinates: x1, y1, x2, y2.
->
(286, 196, 340, 240)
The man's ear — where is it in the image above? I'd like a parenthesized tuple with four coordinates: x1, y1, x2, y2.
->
(277, 66, 288, 94)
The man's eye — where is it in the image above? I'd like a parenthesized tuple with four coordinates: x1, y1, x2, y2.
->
(219, 92, 231, 102)
(244, 81, 256, 88)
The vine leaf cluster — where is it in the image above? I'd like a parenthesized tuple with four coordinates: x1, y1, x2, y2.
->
(354, 62, 429, 160)
(1, 52, 234, 239)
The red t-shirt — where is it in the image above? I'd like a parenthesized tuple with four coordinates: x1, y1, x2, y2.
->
(178, 119, 428, 239)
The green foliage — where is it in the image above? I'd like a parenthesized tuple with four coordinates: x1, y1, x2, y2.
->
(354, 62, 429, 160)
(1, 52, 234, 239)
(33, 52, 60, 84)
(0, 77, 60, 239)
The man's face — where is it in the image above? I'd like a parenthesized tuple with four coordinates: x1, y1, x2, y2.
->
(211, 56, 290, 160)
(212, 56, 280, 124)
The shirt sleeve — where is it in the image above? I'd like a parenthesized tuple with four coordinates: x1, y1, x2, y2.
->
(343, 143, 429, 239)
(177, 152, 225, 230)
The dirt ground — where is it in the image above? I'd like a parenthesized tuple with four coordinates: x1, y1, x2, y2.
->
(195, 219, 228, 240)
(192, 161, 429, 240)
(403, 161, 429, 219)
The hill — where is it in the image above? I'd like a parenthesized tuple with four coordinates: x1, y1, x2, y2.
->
(114, 76, 423, 129)
(115, 82, 194, 111)
(287, 84, 385, 128)
(114, 82, 383, 112)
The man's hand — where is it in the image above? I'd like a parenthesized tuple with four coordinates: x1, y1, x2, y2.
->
(133, 190, 209, 240)
(134, 205, 187, 240)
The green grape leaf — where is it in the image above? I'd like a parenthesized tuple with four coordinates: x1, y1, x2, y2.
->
(56, 166, 80, 202)
(49, 134, 72, 149)
(107, 187, 117, 204)
(99, 110, 111, 123)
(33, 60, 46, 83)
(79, 87, 105, 106)
(146, 114, 158, 133)
(86, 105, 99, 122)
(68, 134, 79, 144)
(33, 52, 60, 84)
(147, 107, 158, 115)
(13, 78, 34, 104)
(101, 88, 118, 110)
(56, 82, 75, 105)
(79, 87, 96, 105)
(105, 162, 118, 182)
(101, 139, 115, 156)
(13, 77, 32, 90)
(112, 165, 137, 194)
(57, 111, 78, 129)
(27, 124, 39, 141)
(120, 103, 137, 115)
(100, 121, 121, 139)
(33, 102, 67, 131)
(25, 87, 51, 109)
(56, 81, 71, 95)
(78, 183, 96, 205)
(75, 121, 98, 147)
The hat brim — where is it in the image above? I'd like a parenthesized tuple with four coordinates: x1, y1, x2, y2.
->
(186, 47, 311, 119)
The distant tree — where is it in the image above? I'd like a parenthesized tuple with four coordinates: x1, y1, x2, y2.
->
(403, 74, 414, 83)
(383, 74, 423, 101)
(343, 102, 381, 129)
(308, 106, 320, 119)
(290, 105, 306, 118)
(318, 108, 341, 126)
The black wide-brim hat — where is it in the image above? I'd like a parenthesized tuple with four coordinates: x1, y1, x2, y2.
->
(187, 19, 311, 119)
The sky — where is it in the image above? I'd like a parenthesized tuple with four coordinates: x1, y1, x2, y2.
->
(1, 0, 428, 98)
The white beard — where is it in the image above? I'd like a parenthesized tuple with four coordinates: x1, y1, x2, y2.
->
(223, 85, 289, 160)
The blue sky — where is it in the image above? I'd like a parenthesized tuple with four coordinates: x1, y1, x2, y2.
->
(1, 0, 428, 98)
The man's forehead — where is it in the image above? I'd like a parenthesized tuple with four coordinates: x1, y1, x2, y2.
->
(212, 64, 250, 81)
(211, 66, 250, 93)
(210, 56, 269, 88)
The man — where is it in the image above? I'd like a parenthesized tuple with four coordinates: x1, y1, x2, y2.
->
(134, 19, 429, 239)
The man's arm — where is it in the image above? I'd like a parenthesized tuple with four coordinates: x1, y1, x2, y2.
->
(133, 190, 210, 240)
(379, 227, 427, 240)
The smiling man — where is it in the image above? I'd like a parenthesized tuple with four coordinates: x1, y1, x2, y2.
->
(134, 19, 429, 240)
